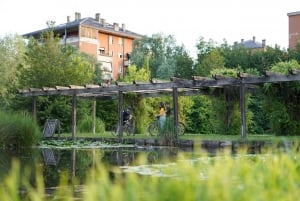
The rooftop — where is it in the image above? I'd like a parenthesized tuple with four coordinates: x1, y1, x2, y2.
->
(23, 12, 143, 39)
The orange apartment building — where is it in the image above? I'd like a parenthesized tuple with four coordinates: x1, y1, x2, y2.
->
(288, 11, 300, 50)
(23, 12, 143, 81)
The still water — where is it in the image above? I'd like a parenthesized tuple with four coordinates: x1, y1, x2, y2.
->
(0, 140, 293, 189)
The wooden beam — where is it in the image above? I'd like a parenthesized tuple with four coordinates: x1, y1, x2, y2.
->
(42, 87, 56, 91)
(118, 91, 124, 143)
(29, 88, 43, 92)
(19, 72, 300, 97)
(170, 77, 185, 82)
(288, 68, 300, 75)
(69, 85, 85, 89)
(133, 80, 150, 85)
(240, 82, 246, 140)
(237, 72, 259, 78)
(85, 84, 101, 88)
(172, 87, 179, 138)
(212, 74, 229, 80)
(263, 71, 284, 77)
(55, 86, 70, 90)
(92, 98, 96, 134)
(32, 96, 37, 122)
(71, 95, 77, 141)
(192, 76, 212, 81)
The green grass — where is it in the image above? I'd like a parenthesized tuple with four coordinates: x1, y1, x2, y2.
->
(57, 132, 300, 142)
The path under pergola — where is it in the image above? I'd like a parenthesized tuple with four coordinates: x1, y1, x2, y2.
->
(19, 69, 300, 142)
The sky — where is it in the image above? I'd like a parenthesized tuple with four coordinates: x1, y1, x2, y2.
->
(1, 0, 300, 58)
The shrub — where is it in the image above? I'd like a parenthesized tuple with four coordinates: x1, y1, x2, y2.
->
(0, 110, 40, 148)
(77, 115, 105, 133)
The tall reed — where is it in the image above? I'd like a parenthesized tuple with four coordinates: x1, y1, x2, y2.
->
(0, 110, 40, 148)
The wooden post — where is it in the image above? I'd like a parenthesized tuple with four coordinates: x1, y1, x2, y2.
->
(71, 94, 77, 141)
(71, 148, 76, 179)
(118, 91, 124, 143)
(240, 81, 246, 140)
(172, 87, 179, 138)
(32, 96, 37, 122)
(92, 97, 96, 134)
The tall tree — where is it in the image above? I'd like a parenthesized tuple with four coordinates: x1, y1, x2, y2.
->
(173, 45, 194, 79)
(17, 29, 98, 131)
(130, 33, 187, 80)
(0, 34, 26, 109)
(195, 49, 225, 76)
(20, 30, 95, 88)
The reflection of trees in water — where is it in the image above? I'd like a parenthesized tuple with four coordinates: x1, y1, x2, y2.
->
(0, 148, 39, 185)
(100, 147, 180, 166)
(147, 148, 179, 164)
(42, 149, 96, 187)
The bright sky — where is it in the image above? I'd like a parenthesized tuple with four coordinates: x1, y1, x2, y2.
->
(1, 0, 299, 58)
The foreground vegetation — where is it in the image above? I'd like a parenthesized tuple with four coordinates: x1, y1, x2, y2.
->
(0, 146, 299, 200)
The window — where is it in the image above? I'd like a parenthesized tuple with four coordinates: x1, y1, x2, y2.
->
(119, 38, 123, 46)
(98, 47, 105, 55)
(109, 51, 114, 56)
(119, 53, 123, 58)
(109, 35, 113, 44)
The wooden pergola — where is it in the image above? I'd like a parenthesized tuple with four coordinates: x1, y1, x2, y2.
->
(19, 69, 300, 142)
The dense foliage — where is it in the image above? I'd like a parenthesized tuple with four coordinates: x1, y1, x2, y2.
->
(2, 30, 300, 140)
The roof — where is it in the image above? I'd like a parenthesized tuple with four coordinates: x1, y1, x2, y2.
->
(22, 17, 144, 39)
(287, 11, 300, 17)
(240, 39, 264, 49)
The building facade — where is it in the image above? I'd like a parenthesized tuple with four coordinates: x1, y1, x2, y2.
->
(23, 12, 143, 81)
(287, 11, 300, 50)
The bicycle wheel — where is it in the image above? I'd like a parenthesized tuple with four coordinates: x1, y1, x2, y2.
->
(177, 122, 186, 136)
(148, 122, 159, 136)
(125, 123, 135, 136)
(111, 124, 119, 136)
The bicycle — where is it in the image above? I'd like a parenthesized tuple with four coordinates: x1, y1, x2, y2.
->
(147, 116, 185, 136)
(111, 118, 135, 136)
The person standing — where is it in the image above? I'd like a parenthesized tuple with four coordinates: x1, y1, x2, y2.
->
(159, 102, 166, 129)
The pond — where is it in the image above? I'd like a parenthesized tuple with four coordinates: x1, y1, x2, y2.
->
(0, 139, 297, 199)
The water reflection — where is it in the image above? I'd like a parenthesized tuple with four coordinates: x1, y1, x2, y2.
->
(0, 140, 298, 188)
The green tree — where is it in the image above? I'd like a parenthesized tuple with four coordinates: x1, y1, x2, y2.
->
(195, 49, 225, 76)
(185, 95, 214, 134)
(130, 33, 191, 80)
(262, 60, 300, 135)
(0, 34, 26, 109)
(20, 31, 94, 87)
(173, 45, 194, 79)
(17, 30, 98, 132)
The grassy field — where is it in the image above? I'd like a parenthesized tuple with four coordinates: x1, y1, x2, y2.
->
(57, 132, 300, 142)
